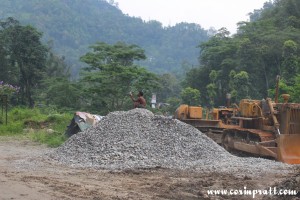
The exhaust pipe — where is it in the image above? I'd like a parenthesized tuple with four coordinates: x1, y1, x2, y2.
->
(226, 93, 231, 108)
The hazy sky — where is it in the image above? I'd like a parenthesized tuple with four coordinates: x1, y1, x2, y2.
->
(115, 0, 267, 33)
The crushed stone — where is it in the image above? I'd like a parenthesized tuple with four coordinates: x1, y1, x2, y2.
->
(49, 109, 294, 175)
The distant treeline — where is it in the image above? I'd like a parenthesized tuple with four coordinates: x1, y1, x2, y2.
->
(1, 0, 300, 115)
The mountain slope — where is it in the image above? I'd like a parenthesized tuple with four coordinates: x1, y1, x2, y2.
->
(0, 0, 209, 76)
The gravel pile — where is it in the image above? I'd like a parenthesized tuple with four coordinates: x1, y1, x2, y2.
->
(50, 109, 292, 174)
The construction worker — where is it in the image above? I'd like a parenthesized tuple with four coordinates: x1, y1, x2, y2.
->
(130, 91, 146, 108)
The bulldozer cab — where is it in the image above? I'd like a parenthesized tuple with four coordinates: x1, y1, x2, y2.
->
(276, 103, 300, 164)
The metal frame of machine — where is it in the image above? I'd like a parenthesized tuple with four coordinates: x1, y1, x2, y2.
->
(174, 77, 300, 164)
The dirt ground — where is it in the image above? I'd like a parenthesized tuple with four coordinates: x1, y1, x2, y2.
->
(0, 137, 299, 200)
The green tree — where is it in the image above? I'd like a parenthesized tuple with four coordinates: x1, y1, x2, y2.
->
(165, 97, 181, 113)
(80, 41, 159, 114)
(232, 71, 250, 101)
(209, 70, 219, 84)
(0, 18, 20, 85)
(281, 40, 299, 82)
(184, 0, 300, 105)
(156, 73, 181, 103)
(38, 77, 82, 110)
(0, 18, 48, 107)
(206, 83, 217, 106)
(180, 87, 201, 106)
(293, 75, 300, 101)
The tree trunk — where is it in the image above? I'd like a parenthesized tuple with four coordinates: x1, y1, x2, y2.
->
(19, 61, 34, 107)
(27, 79, 34, 108)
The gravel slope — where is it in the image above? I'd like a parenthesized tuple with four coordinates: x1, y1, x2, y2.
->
(50, 109, 294, 176)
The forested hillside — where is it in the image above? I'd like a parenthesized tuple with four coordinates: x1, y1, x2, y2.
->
(0, 0, 209, 76)
(184, 0, 300, 106)
(3, 0, 300, 115)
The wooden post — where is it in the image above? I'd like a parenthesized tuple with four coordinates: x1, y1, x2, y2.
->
(5, 95, 7, 125)
(1, 95, 3, 116)
(1, 95, 8, 125)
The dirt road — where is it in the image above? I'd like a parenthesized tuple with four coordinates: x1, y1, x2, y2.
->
(0, 137, 299, 200)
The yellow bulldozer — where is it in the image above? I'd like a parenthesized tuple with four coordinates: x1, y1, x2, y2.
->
(175, 96, 300, 164)
(175, 78, 300, 164)
(222, 95, 300, 164)
(174, 105, 238, 143)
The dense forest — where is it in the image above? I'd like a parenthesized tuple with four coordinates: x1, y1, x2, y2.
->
(184, 0, 300, 106)
(0, 0, 209, 76)
(1, 0, 300, 115)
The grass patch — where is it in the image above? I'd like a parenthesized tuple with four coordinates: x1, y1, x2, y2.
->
(0, 107, 73, 147)
(29, 130, 67, 147)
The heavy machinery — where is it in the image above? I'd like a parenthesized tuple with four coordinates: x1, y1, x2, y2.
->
(175, 75, 300, 164)
(175, 95, 300, 164)
(222, 94, 300, 164)
(174, 105, 238, 143)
